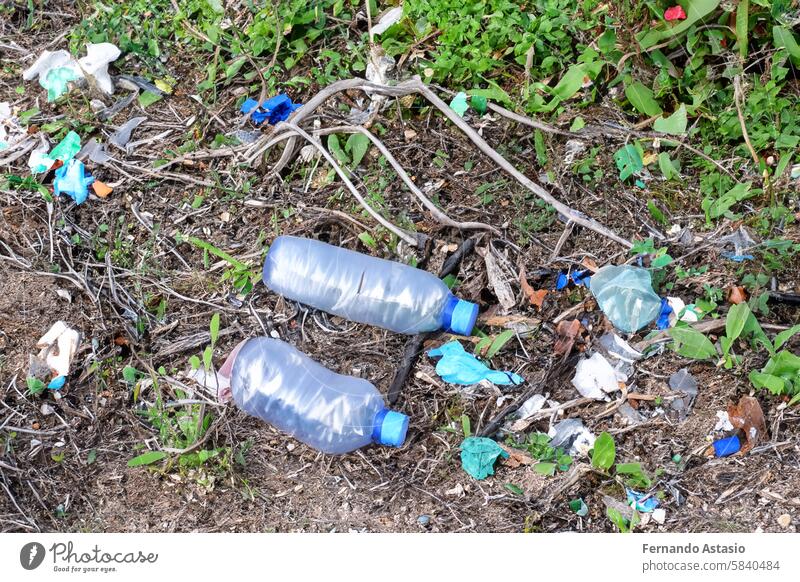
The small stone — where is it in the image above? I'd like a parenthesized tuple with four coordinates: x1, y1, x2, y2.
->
(417, 515, 430, 526)
(778, 514, 791, 529)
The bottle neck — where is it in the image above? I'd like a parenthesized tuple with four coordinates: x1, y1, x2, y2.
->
(440, 293, 459, 330)
(372, 408, 389, 443)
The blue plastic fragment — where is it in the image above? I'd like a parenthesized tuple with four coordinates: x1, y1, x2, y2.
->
(572, 269, 591, 287)
(656, 297, 673, 330)
(721, 251, 754, 262)
(53, 159, 94, 204)
(626, 489, 659, 513)
(713, 435, 741, 457)
(48, 375, 66, 390)
(428, 341, 524, 386)
(241, 94, 301, 125)
(556, 269, 591, 290)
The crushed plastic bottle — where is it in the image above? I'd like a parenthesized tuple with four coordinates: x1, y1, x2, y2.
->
(223, 337, 409, 454)
(589, 265, 661, 333)
(262, 235, 479, 335)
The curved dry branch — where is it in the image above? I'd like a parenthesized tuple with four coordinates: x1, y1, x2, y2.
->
(266, 123, 420, 247)
(246, 76, 631, 248)
(314, 125, 500, 234)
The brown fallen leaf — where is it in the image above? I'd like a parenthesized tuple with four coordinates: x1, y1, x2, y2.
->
(499, 443, 533, 468)
(580, 256, 598, 272)
(554, 319, 582, 357)
(728, 395, 766, 453)
(519, 265, 548, 310)
(728, 285, 747, 305)
(92, 180, 113, 198)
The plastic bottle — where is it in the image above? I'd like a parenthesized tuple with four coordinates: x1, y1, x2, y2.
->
(589, 265, 661, 333)
(224, 337, 409, 454)
(262, 235, 478, 335)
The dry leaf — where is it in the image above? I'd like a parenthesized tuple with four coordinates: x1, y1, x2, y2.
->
(727, 286, 747, 305)
(482, 249, 515, 311)
(554, 319, 582, 357)
(519, 265, 548, 310)
(92, 180, 113, 198)
(581, 257, 598, 272)
(499, 443, 533, 468)
(728, 395, 766, 453)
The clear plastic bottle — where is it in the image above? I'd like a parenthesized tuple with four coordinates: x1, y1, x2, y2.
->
(262, 235, 478, 335)
(589, 265, 661, 333)
(224, 337, 409, 454)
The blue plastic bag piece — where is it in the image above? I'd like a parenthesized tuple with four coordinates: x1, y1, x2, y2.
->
(428, 341, 524, 386)
(713, 435, 741, 457)
(626, 489, 659, 513)
(53, 159, 94, 204)
(241, 94, 301, 125)
(48, 376, 66, 390)
(589, 265, 662, 333)
(556, 272, 569, 290)
(656, 297, 673, 330)
(721, 251, 754, 262)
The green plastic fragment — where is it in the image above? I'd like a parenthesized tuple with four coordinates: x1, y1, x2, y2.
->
(470, 94, 487, 115)
(449, 92, 468, 117)
(50, 131, 81, 163)
(41, 67, 80, 102)
(569, 498, 589, 516)
(460, 436, 508, 480)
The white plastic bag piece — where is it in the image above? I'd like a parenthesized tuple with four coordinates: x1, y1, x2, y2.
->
(23, 50, 77, 81)
(36, 321, 80, 377)
(371, 6, 404, 36)
(23, 44, 121, 96)
(78, 43, 122, 94)
(571, 352, 621, 400)
(667, 296, 700, 324)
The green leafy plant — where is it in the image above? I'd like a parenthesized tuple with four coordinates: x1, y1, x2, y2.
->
(591, 432, 615, 471)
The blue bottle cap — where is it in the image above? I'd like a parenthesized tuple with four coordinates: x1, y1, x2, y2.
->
(444, 297, 479, 336)
(713, 435, 741, 457)
(373, 409, 409, 448)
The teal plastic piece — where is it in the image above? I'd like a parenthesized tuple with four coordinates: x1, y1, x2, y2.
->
(589, 265, 661, 333)
(428, 341, 524, 386)
(460, 436, 508, 480)
(50, 130, 81, 162)
(42, 66, 80, 101)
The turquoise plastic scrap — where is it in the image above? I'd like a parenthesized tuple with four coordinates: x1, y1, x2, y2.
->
(626, 489, 659, 513)
(54, 159, 94, 204)
(50, 130, 81, 162)
(449, 92, 468, 116)
(589, 265, 661, 333)
(428, 341, 524, 386)
(460, 436, 509, 480)
(42, 66, 80, 101)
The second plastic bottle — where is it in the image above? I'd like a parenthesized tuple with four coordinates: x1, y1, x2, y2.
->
(262, 235, 479, 335)
(223, 337, 409, 454)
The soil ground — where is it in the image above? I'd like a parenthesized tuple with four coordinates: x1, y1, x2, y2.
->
(1, 3, 799, 533)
